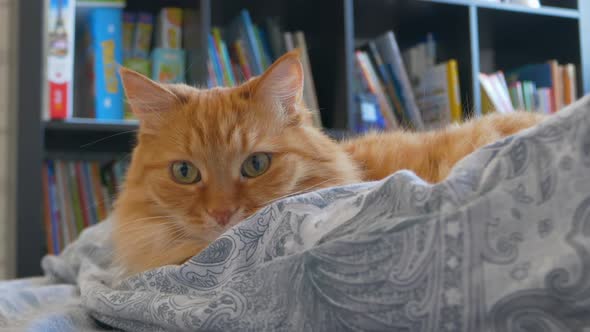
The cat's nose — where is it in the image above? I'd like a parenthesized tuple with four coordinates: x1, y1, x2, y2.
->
(207, 209, 236, 227)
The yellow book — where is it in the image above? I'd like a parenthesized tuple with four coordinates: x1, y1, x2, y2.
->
(446, 59, 462, 122)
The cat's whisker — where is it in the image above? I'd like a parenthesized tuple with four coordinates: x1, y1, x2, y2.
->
(79, 130, 138, 149)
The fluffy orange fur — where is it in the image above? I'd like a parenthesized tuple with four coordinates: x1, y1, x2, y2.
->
(113, 51, 545, 276)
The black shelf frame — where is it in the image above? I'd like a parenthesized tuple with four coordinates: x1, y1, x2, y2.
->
(15, 0, 590, 277)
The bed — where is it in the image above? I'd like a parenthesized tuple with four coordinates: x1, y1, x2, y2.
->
(2, 95, 590, 331)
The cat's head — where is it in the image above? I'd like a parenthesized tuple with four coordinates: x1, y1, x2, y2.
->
(113, 51, 359, 271)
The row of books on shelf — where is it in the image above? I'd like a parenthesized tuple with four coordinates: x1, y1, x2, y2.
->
(353, 31, 462, 132)
(480, 61, 577, 114)
(46, 1, 324, 127)
(42, 159, 129, 254)
(47, 0, 203, 121)
(206, 10, 322, 127)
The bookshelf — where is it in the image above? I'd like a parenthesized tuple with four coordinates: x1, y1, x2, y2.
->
(14, 0, 590, 277)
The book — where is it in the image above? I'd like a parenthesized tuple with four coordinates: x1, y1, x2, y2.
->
(42, 162, 54, 255)
(232, 40, 252, 81)
(480, 73, 510, 113)
(446, 59, 462, 123)
(122, 12, 135, 60)
(563, 64, 576, 106)
(156, 8, 182, 49)
(87, 7, 124, 119)
(522, 81, 537, 112)
(208, 35, 224, 86)
(509, 81, 525, 110)
(506, 63, 554, 111)
(132, 12, 154, 59)
(374, 31, 424, 129)
(227, 10, 264, 76)
(212, 28, 236, 87)
(414, 61, 459, 129)
(355, 51, 398, 129)
(367, 41, 405, 125)
(47, 0, 76, 120)
(151, 48, 186, 84)
(549, 60, 563, 112)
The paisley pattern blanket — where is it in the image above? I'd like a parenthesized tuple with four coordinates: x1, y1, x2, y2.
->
(2, 95, 590, 331)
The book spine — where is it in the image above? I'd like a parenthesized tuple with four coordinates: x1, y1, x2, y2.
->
(47, 0, 76, 120)
(55, 161, 71, 249)
(82, 162, 98, 225)
(367, 41, 403, 126)
(253, 25, 269, 70)
(446, 59, 462, 122)
(240, 10, 264, 75)
(378, 32, 424, 129)
(90, 162, 107, 221)
(208, 35, 225, 86)
(42, 161, 54, 255)
(90, 8, 124, 119)
(219, 40, 236, 86)
(68, 162, 85, 234)
(211, 27, 232, 87)
(232, 40, 252, 81)
(356, 51, 396, 129)
(75, 162, 91, 228)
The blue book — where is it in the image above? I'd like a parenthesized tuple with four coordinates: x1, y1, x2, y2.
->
(46, 160, 61, 254)
(239, 10, 264, 75)
(208, 35, 224, 86)
(89, 8, 124, 119)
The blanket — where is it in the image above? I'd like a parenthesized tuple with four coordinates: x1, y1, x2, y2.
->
(2, 95, 590, 331)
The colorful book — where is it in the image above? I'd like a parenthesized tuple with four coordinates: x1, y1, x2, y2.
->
(156, 8, 182, 49)
(228, 10, 264, 75)
(355, 51, 397, 129)
(88, 7, 124, 119)
(47, 0, 76, 120)
(506, 63, 554, 112)
(151, 48, 186, 84)
(232, 40, 252, 81)
(132, 12, 154, 59)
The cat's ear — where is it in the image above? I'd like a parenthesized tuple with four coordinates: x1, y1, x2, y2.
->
(251, 50, 304, 117)
(119, 67, 181, 133)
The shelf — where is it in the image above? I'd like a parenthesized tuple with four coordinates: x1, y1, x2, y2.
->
(76, 1, 126, 8)
(420, 0, 579, 18)
(44, 118, 139, 132)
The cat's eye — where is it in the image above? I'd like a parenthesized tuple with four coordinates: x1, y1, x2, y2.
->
(241, 153, 271, 178)
(170, 161, 201, 184)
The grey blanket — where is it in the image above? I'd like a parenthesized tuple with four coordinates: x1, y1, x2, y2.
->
(2, 95, 590, 331)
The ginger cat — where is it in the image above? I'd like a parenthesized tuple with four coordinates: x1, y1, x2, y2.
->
(113, 51, 545, 276)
